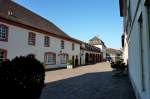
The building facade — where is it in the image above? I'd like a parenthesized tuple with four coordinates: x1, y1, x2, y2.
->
(89, 36, 107, 60)
(120, 0, 150, 99)
(0, 0, 82, 69)
(106, 48, 122, 62)
(121, 29, 128, 64)
(80, 42, 102, 65)
(0, 0, 102, 69)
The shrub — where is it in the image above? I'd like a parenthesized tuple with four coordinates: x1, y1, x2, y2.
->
(110, 59, 126, 71)
(0, 55, 45, 99)
(67, 60, 73, 65)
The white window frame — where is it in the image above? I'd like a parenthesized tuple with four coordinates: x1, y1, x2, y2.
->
(0, 24, 8, 41)
(60, 54, 68, 64)
(0, 49, 7, 63)
(44, 52, 56, 65)
(44, 36, 50, 47)
(28, 32, 36, 46)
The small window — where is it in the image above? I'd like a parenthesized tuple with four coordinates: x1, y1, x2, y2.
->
(44, 52, 56, 65)
(28, 32, 36, 46)
(8, 11, 13, 16)
(61, 40, 64, 49)
(44, 36, 50, 47)
(0, 24, 8, 41)
(0, 49, 7, 63)
(72, 43, 75, 50)
(60, 54, 68, 64)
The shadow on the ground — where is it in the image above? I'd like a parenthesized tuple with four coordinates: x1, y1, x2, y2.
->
(40, 71, 136, 99)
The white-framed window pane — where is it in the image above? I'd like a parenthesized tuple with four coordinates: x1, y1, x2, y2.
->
(61, 40, 64, 49)
(45, 53, 56, 65)
(60, 54, 67, 64)
(28, 32, 36, 45)
(0, 25, 8, 41)
(44, 36, 50, 47)
(0, 50, 6, 63)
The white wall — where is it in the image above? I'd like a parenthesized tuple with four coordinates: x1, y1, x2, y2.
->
(127, 0, 150, 99)
(95, 45, 106, 59)
(0, 22, 81, 69)
(123, 32, 128, 64)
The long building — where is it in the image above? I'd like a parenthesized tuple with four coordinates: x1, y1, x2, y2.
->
(0, 0, 101, 69)
(119, 0, 150, 99)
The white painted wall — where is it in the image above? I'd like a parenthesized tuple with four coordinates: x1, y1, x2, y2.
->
(0, 22, 81, 69)
(126, 0, 150, 99)
(95, 44, 106, 59)
(123, 32, 128, 64)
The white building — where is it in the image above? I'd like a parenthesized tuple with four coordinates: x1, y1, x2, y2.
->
(106, 48, 122, 62)
(80, 42, 102, 65)
(89, 36, 107, 60)
(120, 0, 150, 99)
(121, 16, 128, 64)
(121, 28, 128, 64)
(0, 0, 81, 69)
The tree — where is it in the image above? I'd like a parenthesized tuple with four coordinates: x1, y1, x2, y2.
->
(0, 55, 45, 99)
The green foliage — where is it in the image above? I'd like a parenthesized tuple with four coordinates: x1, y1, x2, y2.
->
(111, 59, 127, 71)
(0, 55, 45, 99)
(67, 60, 73, 65)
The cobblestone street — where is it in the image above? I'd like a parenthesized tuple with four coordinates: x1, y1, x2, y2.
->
(40, 62, 136, 99)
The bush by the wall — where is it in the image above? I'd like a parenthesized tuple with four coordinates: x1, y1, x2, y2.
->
(110, 59, 127, 71)
(0, 55, 45, 99)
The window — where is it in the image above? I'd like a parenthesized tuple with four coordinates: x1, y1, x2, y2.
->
(28, 32, 36, 45)
(0, 24, 8, 41)
(60, 54, 68, 64)
(148, 7, 150, 47)
(138, 14, 145, 91)
(72, 43, 75, 50)
(61, 40, 64, 49)
(44, 36, 50, 47)
(44, 52, 56, 65)
(0, 49, 7, 63)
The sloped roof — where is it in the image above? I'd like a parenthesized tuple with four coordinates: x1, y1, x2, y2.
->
(0, 0, 81, 43)
(89, 36, 100, 41)
(106, 48, 122, 55)
(89, 36, 106, 47)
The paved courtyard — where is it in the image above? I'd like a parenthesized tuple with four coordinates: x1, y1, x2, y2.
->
(40, 62, 136, 99)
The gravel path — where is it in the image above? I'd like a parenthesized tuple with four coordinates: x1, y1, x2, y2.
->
(40, 62, 136, 99)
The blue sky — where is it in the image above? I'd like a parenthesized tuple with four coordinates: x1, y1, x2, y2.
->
(15, 0, 123, 49)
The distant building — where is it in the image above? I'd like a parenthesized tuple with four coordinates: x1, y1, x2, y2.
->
(80, 42, 102, 65)
(119, 0, 150, 99)
(106, 48, 122, 62)
(89, 36, 107, 60)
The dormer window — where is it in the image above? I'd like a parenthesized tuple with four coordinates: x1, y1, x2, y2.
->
(8, 11, 13, 16)
(0, 24, 8, 41)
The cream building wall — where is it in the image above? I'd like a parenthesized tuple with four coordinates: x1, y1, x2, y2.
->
(0, 21, 81, 69)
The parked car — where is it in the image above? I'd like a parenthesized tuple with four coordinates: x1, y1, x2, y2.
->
(106, 56, 112, 62)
